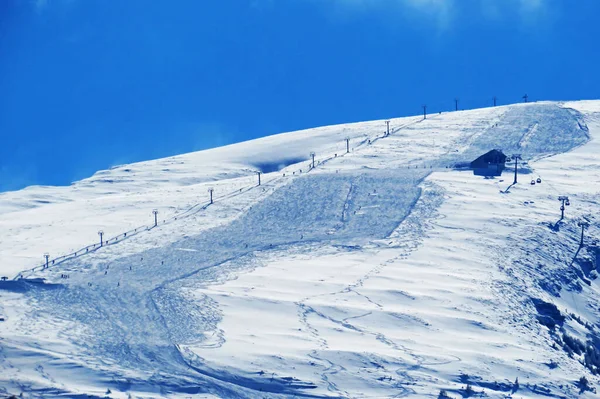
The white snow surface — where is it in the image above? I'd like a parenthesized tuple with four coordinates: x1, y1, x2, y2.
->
(1, 101, 600, 398)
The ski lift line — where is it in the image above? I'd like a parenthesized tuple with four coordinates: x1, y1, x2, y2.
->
(528, 169, 586, 316)
(18, 112, 448, 279)
(22, 228, 149, 276)
(290, 112, 438, 174)
(529, 166, 564, 199)
(346, 116, 429, 157)
(26, 149, 389, 277)
(512, 154, 561, 197)
(18, 170, 292, 278)
(420, 96, 508, 113)
(515, 166, 580, 225)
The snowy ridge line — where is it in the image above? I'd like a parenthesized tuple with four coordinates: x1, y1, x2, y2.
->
(344, 114, 435, 153)
(12, 114, 435, 280)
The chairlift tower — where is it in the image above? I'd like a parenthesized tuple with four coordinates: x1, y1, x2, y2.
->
(345, 137, 350, 154)
(152, 209, 159, 227)
(455, 98, 459, 111)
(493, 96, 497, 107)
(558, 196, 570, 219)
(578, 220, 590, 248)
(256, 171, 261, 186)
(511, 154, 522, 184)
(310, 152, 315, 169)
(523, 94, 528, 103)
(422, 105, 427, 120)
(208, 188, 214, 204)
(98, 230, 104, 247)
(385, 120, 390, 136)
(44, 253, 50, 269)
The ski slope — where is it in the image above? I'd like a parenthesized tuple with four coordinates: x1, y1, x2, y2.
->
(1, 101, 600, 398)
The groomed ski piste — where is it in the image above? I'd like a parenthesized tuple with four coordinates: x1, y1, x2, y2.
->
(1, 100, 600, 398)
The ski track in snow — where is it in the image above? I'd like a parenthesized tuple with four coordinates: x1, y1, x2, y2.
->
(1, 102, 600, 398)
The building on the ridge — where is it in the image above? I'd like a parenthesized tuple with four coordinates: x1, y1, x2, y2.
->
(470, 149, 507, 177)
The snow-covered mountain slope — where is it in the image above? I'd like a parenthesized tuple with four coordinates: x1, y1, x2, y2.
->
(1, 101, 600, 398)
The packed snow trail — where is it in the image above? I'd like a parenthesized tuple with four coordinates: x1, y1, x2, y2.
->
(0, 101, 598, 399)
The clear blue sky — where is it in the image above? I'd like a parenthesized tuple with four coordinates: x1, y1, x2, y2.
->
(1, 0, 599, 191)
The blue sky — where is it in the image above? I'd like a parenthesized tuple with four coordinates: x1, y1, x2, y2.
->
(1, 0, 599, 191)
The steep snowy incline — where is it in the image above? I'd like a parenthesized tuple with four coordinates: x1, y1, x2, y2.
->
(1, 101, 599, 399)
(0, 103, 586, 279)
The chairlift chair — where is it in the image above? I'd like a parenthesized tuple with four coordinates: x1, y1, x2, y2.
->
(566, 200, 571, 206)
(530, 179, 536, 185)
(537, 177, 542, 183)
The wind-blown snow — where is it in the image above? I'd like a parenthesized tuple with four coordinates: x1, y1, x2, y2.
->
(1, 101, 599, 398)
